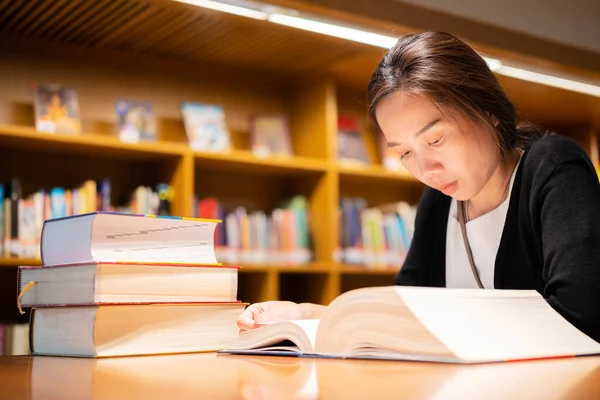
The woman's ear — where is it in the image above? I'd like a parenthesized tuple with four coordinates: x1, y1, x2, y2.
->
(486, 112, 500, 127)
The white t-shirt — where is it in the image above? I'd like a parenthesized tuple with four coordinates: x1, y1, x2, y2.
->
(445, 157, 522, 289)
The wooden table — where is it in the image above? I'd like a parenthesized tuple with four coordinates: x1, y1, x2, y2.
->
(1, 352, 600, 399)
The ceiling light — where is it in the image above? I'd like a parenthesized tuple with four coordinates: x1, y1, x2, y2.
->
(172, 0, 600, 97)
(173, 0, 267, 20)
(496, 65, 600, 97)
(267, 13, 398, 48)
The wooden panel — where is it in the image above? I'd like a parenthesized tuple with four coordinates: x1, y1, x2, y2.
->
(0, 0, 365, 78)
(337, 165, 417, 184)
(0, 36, 292, 148)
(340, 264, 399, 275)
(323, 270, 341, 305)
(339, 176, 424, 208)
(0, 124, 185, 159)
(194, 151, 328, 175)
(237, 271, 272, 303)
(286, 78, 339, 265)
(0, 257, 40, 267)
(287, 79, 337, 160)
(340, 273, 397, 295)
(279, 271, 331, 304)
(164, 152, 195, 217)
(498, 76, 600, 128)
(269, 0, 600, 74)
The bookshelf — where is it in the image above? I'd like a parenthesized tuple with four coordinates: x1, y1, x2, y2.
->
(0, 0, 599, 324)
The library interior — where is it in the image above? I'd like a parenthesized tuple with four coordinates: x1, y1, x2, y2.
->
(1, 0, 600, 398)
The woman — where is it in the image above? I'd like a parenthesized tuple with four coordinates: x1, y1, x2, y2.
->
(237, 31, 600, 341)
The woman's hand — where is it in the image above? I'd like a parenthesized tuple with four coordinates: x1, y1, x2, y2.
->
(237, 301, 326, 332)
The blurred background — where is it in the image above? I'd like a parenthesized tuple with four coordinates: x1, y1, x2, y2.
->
(0, 0, 599, 355)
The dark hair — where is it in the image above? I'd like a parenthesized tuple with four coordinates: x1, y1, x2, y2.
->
(368, 31, 549, 157)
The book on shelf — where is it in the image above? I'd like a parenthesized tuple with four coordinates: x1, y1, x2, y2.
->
(19, 211, 245, 358)
(337, 115, 369, 165)
(194, 195, 312, 265)
(180, 102, 230, 151)
(33, 84, 82, 135)
(249, 114, 293, 158)
(221, 285, 600, 364)
(337, 198, 416, 269)
(115, 100, 157, 143)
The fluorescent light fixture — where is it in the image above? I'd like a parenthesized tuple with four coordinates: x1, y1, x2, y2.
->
(172, 0, 267, 20)
(172, 0, 600, 98)
(496, 65, 600, 97)
(267, 13, 398, 48)
(482, 57, 502, 72)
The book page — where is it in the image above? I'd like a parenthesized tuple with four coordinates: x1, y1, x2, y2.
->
(227, 320, 320, 354)
(397, 287, 600, 362)
(91, 213, 218, 264)
(285, 320, 319, 352)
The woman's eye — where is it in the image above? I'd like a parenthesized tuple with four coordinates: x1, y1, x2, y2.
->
(399, 151, 411, 159)
(428, 137, 442, 146)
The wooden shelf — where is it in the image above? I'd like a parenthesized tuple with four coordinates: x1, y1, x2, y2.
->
(0, 257, 398, 278)
(194, 150, 328, 176)
(276, 264, 333, 274)
(337, 164, 418, 184)
(0, 257, 41, 267)
(339, 264, 399, 275)
(238, 263, 333, 274)
(0, 258, 357, 274)
(0, 124, 186, 160)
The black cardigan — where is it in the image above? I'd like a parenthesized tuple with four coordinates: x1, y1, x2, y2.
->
(394, 134, 600, 342)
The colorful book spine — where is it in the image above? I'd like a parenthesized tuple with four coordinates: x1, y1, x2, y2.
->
(195, 196, 313, 266)
(0, 178, 175, 259)
(338, 197, 416, 270)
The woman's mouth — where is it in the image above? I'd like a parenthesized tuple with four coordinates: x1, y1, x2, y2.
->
(437, 181, 458, 196)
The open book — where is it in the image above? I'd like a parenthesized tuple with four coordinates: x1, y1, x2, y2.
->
(221, 286, 600, 364)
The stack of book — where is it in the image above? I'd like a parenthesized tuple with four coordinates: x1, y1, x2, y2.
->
(17, 211, 245, 358)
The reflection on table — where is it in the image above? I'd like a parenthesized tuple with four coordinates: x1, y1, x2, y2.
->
(1, 352, 600, 399)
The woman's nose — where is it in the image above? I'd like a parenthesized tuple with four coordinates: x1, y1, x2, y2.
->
(417, 155, 443, 178)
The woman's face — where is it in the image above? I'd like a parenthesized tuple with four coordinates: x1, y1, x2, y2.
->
(375, 91, 500, 201)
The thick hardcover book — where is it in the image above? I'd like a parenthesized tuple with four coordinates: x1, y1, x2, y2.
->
(40, 211, 221, 266)
(220, 286, 600, 364)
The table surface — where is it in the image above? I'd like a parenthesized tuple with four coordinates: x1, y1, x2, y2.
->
(1, 352, 600, 399)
